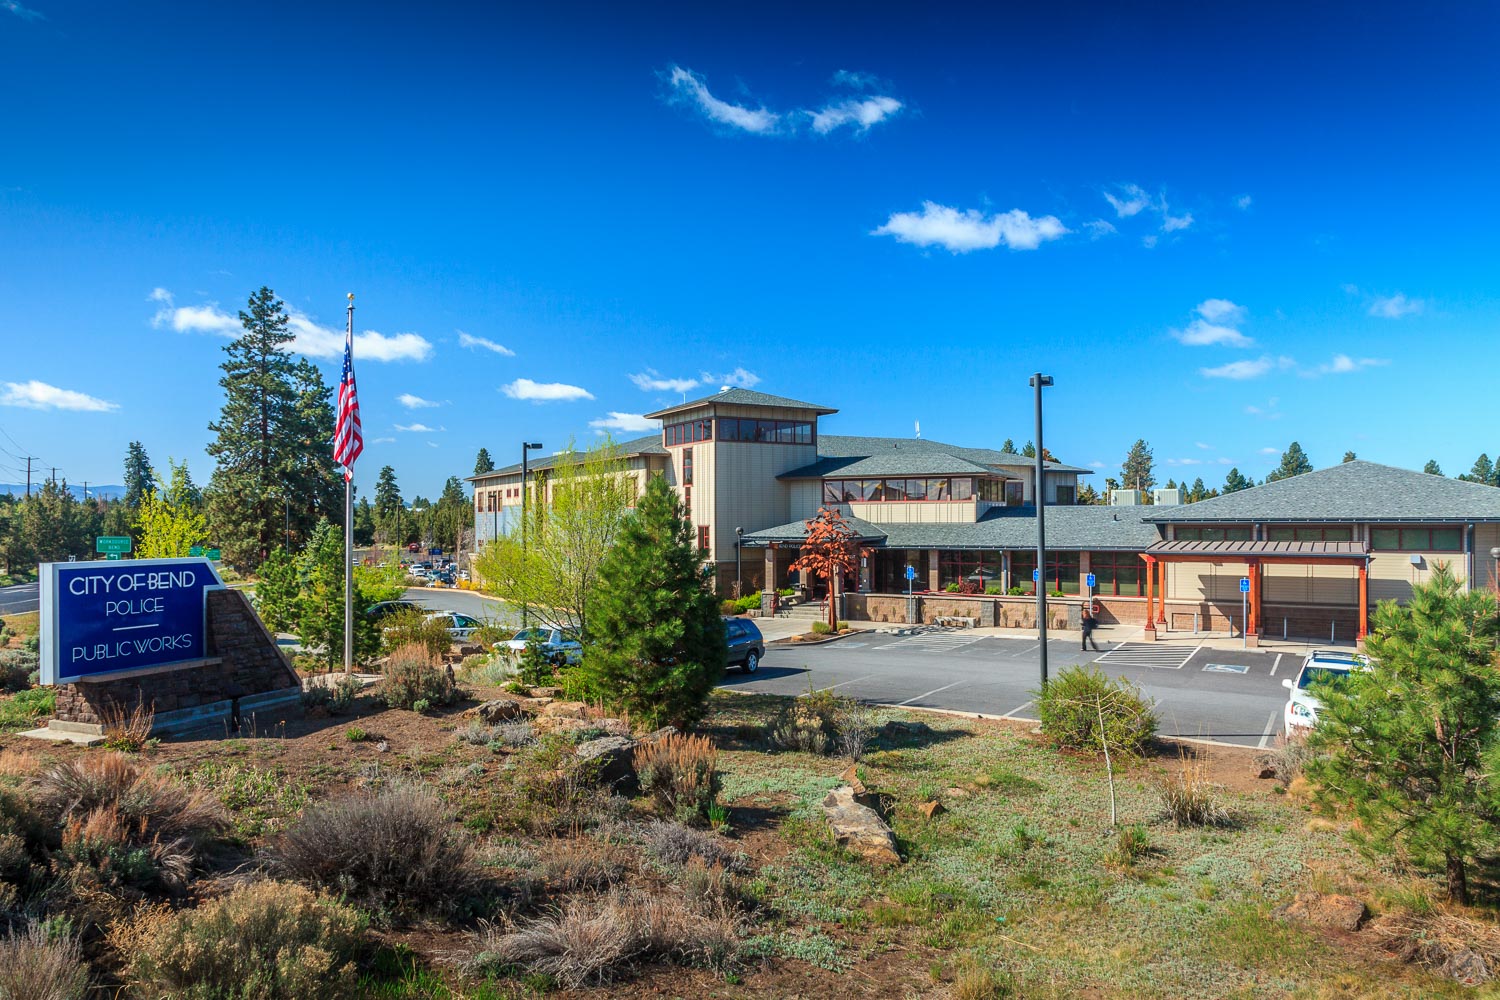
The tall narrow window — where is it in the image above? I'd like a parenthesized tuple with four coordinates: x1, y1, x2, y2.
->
(698, 525, 710, 551)
(683, 448, 694, 486)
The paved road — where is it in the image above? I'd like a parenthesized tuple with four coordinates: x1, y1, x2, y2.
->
(0, 582, 39, 615)
(720, 628, 1295, 748)
(402, 587, 517, 626)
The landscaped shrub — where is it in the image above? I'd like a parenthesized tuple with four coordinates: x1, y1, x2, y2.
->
(944, 582, 961, 593)
(0, 648, 38, 692)
(1111, 823, 1153, 868)
(732, 592, 762, 614)
(832, 698, 878, 762)
(0, 922, 89, 1000)
(276, 784, 483, 916)
(719, 599, 738, 616)
(1035, 665, 1156, 754)
(1007, 585, 1025, 596)
(377, 643, 458, 711)
(379, 608, 453, 659)
(499, 737, 615, 835)
(635, 733, 720, 823)
(810, 621, 831, 636)
(984, 584, 1005, 596)
(98, 697, 155, 752)
(116, 880, 365, 1000)
(1157, 752, 1231, 828)
(1255, 729, 1316, 787)
(643, 820, 744, 872)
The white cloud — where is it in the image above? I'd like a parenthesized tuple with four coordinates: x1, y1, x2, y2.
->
(700, 367, 760, 389)
(667, 65, 780, 134)
(1141, 234, 1159, 249)
(1, 1, 43, 20)
(1161, 212, 1194, 232)
(458, 331, 515, 356)
(371, 436, 395, 444)
(630, 370, 700, 394)
(1082, 219, 1116, 239)
(1, 380, 117, 412)
(1103, 184, 1151, 218)
(1259, 446, 1279, 455)
(395, 423, 442, 433)
(1319, 354, 1389, 374)
(151, 289, 431, 362)
(1368, 293, 1423, 318)
(1088, 461, 1107, 468)
(589, 412, 658, 434)
(1235, 194, 1253, 210)
(397, 394, 441, 409)
(1195, 441, 1213, 450)
(1215, 457, 1234, 464)
(808, 96, 902, 134)
(1201, 356, 1293, 380)
(1173, 299, 1252, 347)
(502, 378, 594, 402)
(1165, 457, 1203, 466)
(427, 441, 440, 449)
(1195, 298, 1246, 324)
(872, 202, 1068, 253)
(830, 69, 882, 89)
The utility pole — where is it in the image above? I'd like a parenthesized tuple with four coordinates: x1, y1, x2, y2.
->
(521, 441, 543, 628)
(1030, 372, 1054, 691)
(26, 457, 34, 497)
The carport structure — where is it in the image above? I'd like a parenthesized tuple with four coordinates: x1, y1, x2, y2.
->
(1140, 539, 1371, 643)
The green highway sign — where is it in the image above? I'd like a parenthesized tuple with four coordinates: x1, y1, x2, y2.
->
(206, 548, 221, 561)
(95, 536, 131, 555)
(189, 546, 203, 556)
(105, 553, 121, 560)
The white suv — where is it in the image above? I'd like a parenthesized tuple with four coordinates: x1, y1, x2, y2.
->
(1282, 649, 1369, 733)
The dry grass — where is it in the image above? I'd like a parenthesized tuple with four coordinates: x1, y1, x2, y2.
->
(635, 733, 720, 823)
(276, 783, 483, 916)
(1156, 750, 1232, 828)
(643, 820, 744, 873)
(377, 642, 459, 711)
(1374, 909, 1500, 984)
(98, 696, 155, 752)
(471, 890, 739, 988)
(1255, 729, 1317, 786)
(0, 922, 90, 1000)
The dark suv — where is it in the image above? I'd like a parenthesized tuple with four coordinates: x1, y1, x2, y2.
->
(723, 617, 765, 673)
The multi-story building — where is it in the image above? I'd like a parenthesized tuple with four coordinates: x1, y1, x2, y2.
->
(469, 388, 1500, 643)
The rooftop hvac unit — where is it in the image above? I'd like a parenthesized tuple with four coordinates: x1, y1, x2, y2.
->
(1152, 488, 1182, 506)
(1109, 489, 1143, 506)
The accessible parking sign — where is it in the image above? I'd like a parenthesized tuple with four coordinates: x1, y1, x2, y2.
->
(39, 557, 224, 685)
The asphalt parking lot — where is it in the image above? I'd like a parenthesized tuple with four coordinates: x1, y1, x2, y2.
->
(719, 628, 1296, 748)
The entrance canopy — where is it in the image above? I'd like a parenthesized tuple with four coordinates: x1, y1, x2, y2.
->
(1140, 538, 1371, 640)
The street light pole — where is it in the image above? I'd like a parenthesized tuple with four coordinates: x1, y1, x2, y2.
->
(736, 526, 744, 597)
(1030, 373, 1054, 690)
(521, 441, 543, 628)
(1491, 546, 1500, 594)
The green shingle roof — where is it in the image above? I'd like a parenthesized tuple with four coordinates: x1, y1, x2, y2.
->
(644, 388, 837, 420)
(1145, 460, 1500, 523)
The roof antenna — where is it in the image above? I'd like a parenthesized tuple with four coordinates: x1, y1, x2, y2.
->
(915, 420, 921, 439)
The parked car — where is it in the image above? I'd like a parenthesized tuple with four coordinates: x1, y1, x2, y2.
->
(723, 616, 765, 673)
(365, 600, 421, 623)
(458, 570, 471, 582)
(500, 627, 583, 666)
(1282, 649, 1370, 732)
(425, 611, 484, 641)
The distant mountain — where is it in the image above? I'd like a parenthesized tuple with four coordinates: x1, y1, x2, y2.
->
(0, 484, 127, 501)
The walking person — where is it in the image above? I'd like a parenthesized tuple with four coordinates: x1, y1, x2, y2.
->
(1081, 605, 1102, 651)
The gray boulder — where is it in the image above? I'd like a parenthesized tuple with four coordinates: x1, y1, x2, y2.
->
(821, 786, 900, 866)
(576, 735, 639, 793)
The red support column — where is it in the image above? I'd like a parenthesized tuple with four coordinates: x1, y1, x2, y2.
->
(1358, 562, 1369, 640)
(1248, 558, 1260, 636)
(1157, 559, 1167, 624)
(1143, 556, 1156, 634)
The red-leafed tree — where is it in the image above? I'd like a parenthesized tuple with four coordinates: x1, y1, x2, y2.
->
(790, 506, 859, 631)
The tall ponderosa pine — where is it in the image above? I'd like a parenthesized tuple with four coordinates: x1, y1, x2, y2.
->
(1460, 453, 1496, 486)
(580, 474, 725, 729)
(1266, 442, 1313, 481)
(1305, 564, 1500, 904)
(205, 288, 340, 569)
(123, 441, 155, 511)
(373, 465, 403, 543)
(474, 448, 495, 476)
(1341, 450, 1357, 464)
(1221, 467, 1253, 494)
(1121, 439, 1155, 493)
(20, 479, 86, 563)
(1423, 459, 1444, 476)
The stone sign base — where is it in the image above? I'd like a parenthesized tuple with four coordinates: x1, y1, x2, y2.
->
(35, 589, 302, 741)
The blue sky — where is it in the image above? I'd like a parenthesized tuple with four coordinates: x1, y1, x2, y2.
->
(2, 1, 1498, 499)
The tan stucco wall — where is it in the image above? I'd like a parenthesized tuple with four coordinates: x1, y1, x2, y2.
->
(848, 500, 977, 524)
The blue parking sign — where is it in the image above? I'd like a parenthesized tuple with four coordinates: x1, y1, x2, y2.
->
(1239, 577, 1251, 593)
(1085, 573, 1096, 588)
(904, 565, 916, 581)
(1032, 569, 1040, 582)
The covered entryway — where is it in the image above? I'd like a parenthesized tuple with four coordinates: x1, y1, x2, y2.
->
(1140, 539, 1371, 644)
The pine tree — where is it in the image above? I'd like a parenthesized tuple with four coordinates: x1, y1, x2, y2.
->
(474, 448, 495, 476)
(1342, 451, 1357, 463)
(284, 357, 343, 544)
(254, 546, 301, 634)
(296, 518, 380, 672)
(1076, 483, 1103, 505)
(1164, 478, 1178, 491)
(1266, 442, 1313, 482)
(1000, 439, 1017, 455)
(1305, 565, 1500, 904)
(123, 441, 155, 511)
(1021, 441, 1037, 458)
(1460, 453, 1496, 486)
(1121, 439, 1155, 493)
(1423, 459, 1444, 476)
(353, 498, 377, 546)
(1222, 467, 1253, 494)
(580, 475, 725, 728)
(374, 465, 403, 543)
(1188, 477, 1207, 503)
(204, 287, 301, 570)
(21, 479, 85, 562)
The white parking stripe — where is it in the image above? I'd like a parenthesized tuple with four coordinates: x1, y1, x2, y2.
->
(1257, 710, 1279, 749)
(1270, 654, 1283, 676)
(1002, 699, 1033, 719)
(1094, 643, 1197, 669)
(808, 673, 877, 692)
(896, 679, 966, 707)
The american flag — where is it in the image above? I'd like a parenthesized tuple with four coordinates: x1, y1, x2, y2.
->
(333, 309, 363, 480)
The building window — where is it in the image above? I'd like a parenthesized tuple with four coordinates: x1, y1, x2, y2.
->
(664, 419, 713, 447)
(976, 478, 1006, 503)
(716, 417, 814, 444)
(1371, 526, 1463, 551)
(1089, 551, 1144, 596)
(1005, 481, 1025, 507)
(1054, 485, 1076, 506)
(951, 478, 974, 501)
(1174, 525, 1253, 541)
(1266, 525, 1353, 542)
(698, 526, 710, 552)
(937, 551, 1003, 590)
(1006, 551, 1080, 594)
(683, 448, 693, 486)
(683, 485, 691, 509)
(822, 477, 1000, 502)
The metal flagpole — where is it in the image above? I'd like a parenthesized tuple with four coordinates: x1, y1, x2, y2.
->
(343, 294, 355, 676)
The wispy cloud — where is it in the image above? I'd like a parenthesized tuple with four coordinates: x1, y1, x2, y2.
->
(151, 289, 431, 362)
(395, 423, 443, 433)
(1195, 441, 1213, 450)
(830, 69, 882, 90)
(1, 380, 117, 412)
(1082, 219, 1116, 239)
(1368, 293, 1423, 318)
(1245, 397, 1282, 420)
(1165, 457, 1203, 466)
(1103, 183, 1152, 218)
(808, 96, 902, 134)
(1201, 356, 1294, 380)
(1161, 212, 1194, 232)
(873, 202, 1068, 253)
(1, 0, 43, 20)
(630, 370, 700, 393)
(667, 65, 780, 134)
(1173, 299, 1252, 347)
(397, 394, 442, 409)
(458, 331, 515, 356)
(1234, 194, 1253, 210)
(502, 378, 594, 402)
(1319, 354, 1389, 374)
(371, 436, 395, 444)
(589, 412, 658, 434)
(1089, 461, 1108, 469)
(1259, 446, 1280, 455)
(1104, 183, 1194, 234)
(700, 367, 760, 389)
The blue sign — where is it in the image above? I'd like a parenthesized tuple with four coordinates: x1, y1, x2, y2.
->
(1033, 569, 1040, 582)
(1085, 573, 1096, 588)
(904, 565, 916, 581)
(40, 558, 224, 685)
(1239, 577, 1251, 593)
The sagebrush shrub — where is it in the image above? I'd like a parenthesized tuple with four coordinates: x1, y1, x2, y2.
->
(0, 922, 89, 1000)
(377, 643, 458, 711)
(635, 734, 720, 823)
(499, 737, 614, 835)
(1036, 665, 1156, 754)
(380, 608, 453, 659)
(276, 784, 482, 916)
(117, 880, 364, 1000)
(1255, 729, 1316, 786)
(643, 820, 743, 873)
(0, 648, 38, 693)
